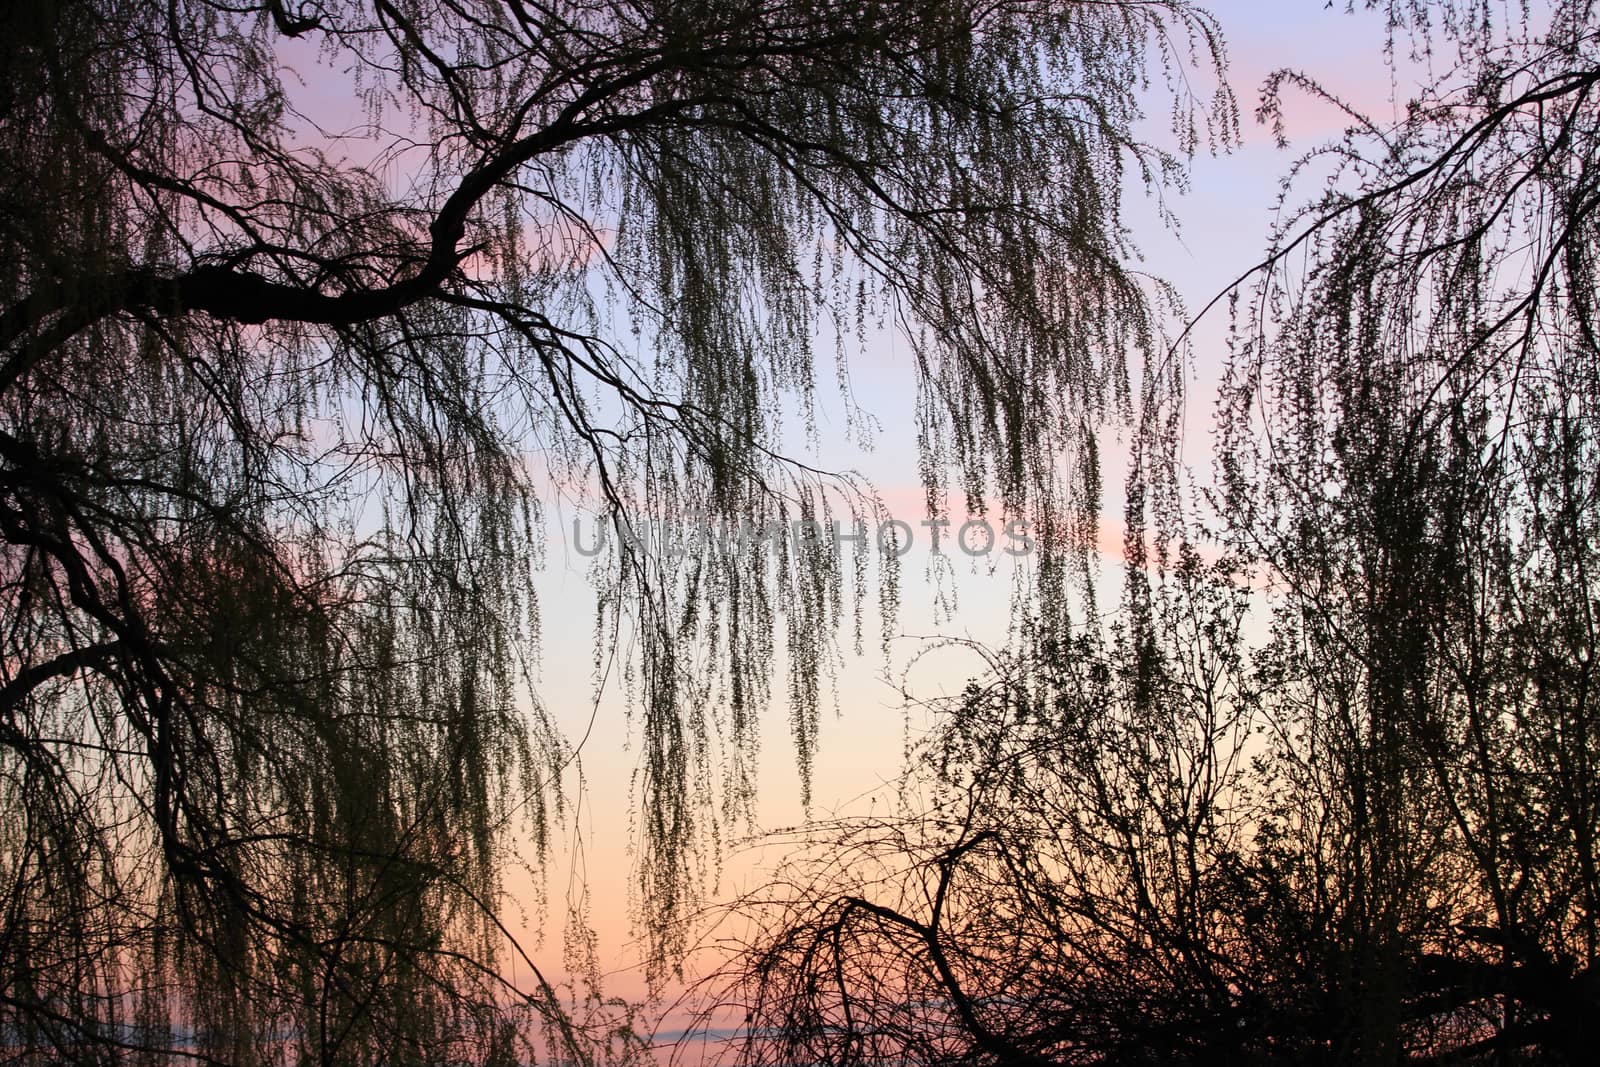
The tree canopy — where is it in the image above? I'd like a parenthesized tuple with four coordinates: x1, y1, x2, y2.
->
(0, 1, 1233, 1062)
(718, 2, 1600, 1065)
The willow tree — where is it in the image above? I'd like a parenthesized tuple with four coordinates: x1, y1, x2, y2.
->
(718, 2, 1600, 1065)
(0, 0, 1232, 1062)
(1216, 1, 1600, 1059)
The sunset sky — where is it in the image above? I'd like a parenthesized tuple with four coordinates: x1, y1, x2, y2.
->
(11, 2, 1588, 1061)
(506, 0, 1434, 1009)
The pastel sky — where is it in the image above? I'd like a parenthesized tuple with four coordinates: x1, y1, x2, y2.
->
(267, 0, 1443, 1017)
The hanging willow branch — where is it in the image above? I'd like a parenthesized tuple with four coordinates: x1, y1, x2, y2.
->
(0, 1, 1232, 1059)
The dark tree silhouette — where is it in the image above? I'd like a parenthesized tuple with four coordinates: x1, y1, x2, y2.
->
(1216, 0, 1600, 1058)
(716, 2, 1600, 1065)
(0, 1, 1231, 1062)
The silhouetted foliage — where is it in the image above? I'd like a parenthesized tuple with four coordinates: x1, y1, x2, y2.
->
(1219, 0, 1600, 1057)
(0, 0, 1231, 1062)
(718, 2, 1600, 1065)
